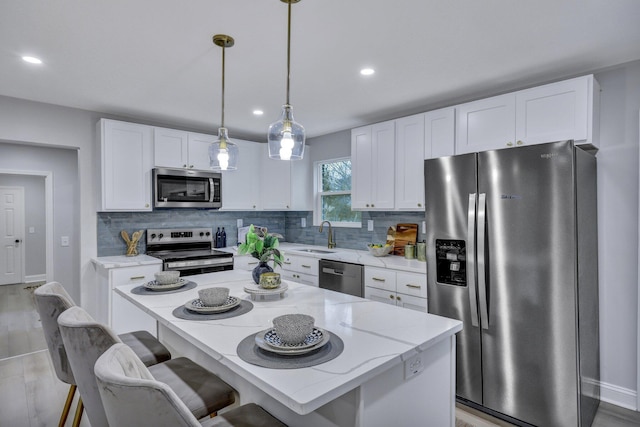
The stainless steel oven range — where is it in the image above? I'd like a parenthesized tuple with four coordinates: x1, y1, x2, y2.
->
(145, 227, 233, 276)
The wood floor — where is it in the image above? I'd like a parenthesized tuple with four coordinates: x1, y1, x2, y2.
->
(2, 282, 640, 427)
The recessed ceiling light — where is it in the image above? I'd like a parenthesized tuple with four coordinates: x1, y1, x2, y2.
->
(253, 110, 264, 116)
(360, 68, 375, 76)
(22, 56, 43, 64)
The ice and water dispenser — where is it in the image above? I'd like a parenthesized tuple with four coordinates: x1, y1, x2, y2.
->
(435, 239, 467, 286)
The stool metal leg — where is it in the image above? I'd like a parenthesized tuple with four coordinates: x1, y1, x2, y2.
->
(58, 384, 76, 427)
(71, 398, 84, 427)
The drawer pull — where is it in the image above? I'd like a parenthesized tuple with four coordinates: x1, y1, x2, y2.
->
(372, 277, 386, 282)
(301, 264, 311, 268)
(130, 275, 145, 280)
(247, 261, 259, 266)
(405, 284, 422, 289)
(284, 261, 292, 265)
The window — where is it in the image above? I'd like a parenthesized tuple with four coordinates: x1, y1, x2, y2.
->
(314, 158, 361, 227)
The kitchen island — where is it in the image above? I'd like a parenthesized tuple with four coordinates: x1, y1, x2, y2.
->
(115, 269, 462, 426)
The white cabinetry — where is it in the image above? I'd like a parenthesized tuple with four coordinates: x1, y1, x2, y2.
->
(364, 266, 427, 312)
(424, 107, 456, 159)
(351, 121, 395, 210)
(456, 75, 599, 154)
(153, 128, 214, 171)
(221, 139, 262, 210)
(281, 253, 318, 286)
(259, 144, 313, 211)
(395, 114, 425, 210)
(233, 255, 260, 271)
(98, 119, 153, 211)
(95, 262, 160, 336)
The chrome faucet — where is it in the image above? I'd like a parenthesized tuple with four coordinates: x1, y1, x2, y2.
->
(319, 221, 336, 249)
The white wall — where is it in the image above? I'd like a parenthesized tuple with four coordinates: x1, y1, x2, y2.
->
(0, 174, 46, 278)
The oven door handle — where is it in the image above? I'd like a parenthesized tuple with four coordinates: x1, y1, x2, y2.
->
(165, 258, 232, 269)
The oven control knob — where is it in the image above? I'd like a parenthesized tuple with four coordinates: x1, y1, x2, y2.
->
(158, 233, 164, 239)
(199, 232, 204, 237)
(205, 232, 211, 236)
(150, 233, 156, 239)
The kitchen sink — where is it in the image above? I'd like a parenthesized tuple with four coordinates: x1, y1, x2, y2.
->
(296, 248, 335, 254)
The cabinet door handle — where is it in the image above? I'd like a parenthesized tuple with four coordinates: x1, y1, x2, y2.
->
(372, 277, 386, 282)
(516, 140, 524, 145)
(371, 204, 375, 207)
(418, 203, 422, 207)
(389, 294, 395, 299)
(247, 261, 258, 266)
(396, 296, 402, 301)
(506, 141, 513, 147)
(366, 204, 370, 207)
(301, 264, 311, 268)
(130, 275, 145, 280)
(405, 284, 422, 289)
(284, 261, 292, 265)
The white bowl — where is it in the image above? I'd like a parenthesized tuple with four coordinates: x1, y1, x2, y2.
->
(367, 244, 393, 257)
(273, 314, 315, 345)
(198, 287, 230, 306)
(154, 270, 180, 285)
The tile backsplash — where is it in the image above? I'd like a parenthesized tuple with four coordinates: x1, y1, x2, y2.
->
(97, 210, 426, 256)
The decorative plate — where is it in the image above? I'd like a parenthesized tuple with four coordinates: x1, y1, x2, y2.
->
(254, 328, 330, 355)
(243, 282, 289, 296)
(185, 296, 240, 313)
(264, 327, 324, 350)
(144, 278, 188, 291)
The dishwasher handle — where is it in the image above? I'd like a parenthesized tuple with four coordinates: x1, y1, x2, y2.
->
(322, 267, 344, 276)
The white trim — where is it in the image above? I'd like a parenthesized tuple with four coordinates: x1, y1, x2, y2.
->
(25, 274, 46, 283)
(0, 169, 53, 284)
(313, 157, 362, 227)
(637, 109, 640, 412)
(600, 380, 638, 411)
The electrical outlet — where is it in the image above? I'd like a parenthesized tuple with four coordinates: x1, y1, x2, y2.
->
(29, 226, 35, 233)
(237, 219, 243, 228)
(404, 353, 425, 379)
(421, 221, 426, 234)
(367, 220, 374, 231)
(301, 218, 306, 227)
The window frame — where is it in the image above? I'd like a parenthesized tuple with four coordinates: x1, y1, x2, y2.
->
(313, 157, 362, 228)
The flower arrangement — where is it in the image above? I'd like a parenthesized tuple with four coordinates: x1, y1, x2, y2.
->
(237, 224, 283, 269)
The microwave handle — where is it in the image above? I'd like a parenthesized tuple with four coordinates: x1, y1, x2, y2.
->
(209, 178, 214, 203)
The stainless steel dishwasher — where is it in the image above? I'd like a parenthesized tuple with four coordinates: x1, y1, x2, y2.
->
(318, 259, 364, 297)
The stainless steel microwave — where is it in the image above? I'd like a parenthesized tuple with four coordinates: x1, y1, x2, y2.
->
(153, 168, 222, 209)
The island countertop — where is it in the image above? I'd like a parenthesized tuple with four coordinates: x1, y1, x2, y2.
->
(115, 269, 461, 424)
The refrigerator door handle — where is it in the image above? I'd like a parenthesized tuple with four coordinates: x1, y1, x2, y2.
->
(467, 193, 479, 327)
(477, 193, 489, 330)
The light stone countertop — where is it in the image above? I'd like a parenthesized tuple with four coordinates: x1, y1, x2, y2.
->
(91, 254, 162, 269)
(114, 269, 460, 416)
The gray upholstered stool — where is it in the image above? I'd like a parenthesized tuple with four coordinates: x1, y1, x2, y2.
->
(58, 306, 236, 427)
(33, 281, 171, 427)
(95, 343, 287, 427)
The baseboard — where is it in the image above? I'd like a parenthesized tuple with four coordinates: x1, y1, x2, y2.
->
(599, 380, 637, 411)
(25, 274, 46, 283)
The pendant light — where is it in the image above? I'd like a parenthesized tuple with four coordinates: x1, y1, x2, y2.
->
(268, 0, 305, 161)
(209, 34, 239, 171)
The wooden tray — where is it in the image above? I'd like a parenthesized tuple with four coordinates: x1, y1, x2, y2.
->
(387, 223, 418, 256)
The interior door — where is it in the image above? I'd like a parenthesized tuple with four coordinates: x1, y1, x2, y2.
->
(477, 141, 579, 426)
(0, 187, 24, 285)
(425, 153, 483, 404)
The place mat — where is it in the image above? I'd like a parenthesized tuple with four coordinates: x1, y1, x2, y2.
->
(131, 280, 197, 295)
(172, 300, 253, 320)
(236, 330, 344, 369)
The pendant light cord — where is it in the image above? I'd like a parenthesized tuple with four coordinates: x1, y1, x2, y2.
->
(221, 44, 226, 128)
(285, 1, 291, 105)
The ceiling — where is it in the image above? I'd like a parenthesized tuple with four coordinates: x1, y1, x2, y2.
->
(2, 1, 640, 142)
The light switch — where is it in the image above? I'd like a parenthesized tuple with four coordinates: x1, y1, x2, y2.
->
(61, 236, 69, 247)
(367, 220, 374, 231)
(421, 221, 426, 234)
(29, 226, 35, 233)
(237, 219, 243, 228)
(301, 218, 306, 227)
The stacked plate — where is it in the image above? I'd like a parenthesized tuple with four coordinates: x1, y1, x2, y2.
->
(254, 327, 330, 355)
(184, 296, 240, 314)
(143, 278, 188, 291)
(243, 282, 288, 297)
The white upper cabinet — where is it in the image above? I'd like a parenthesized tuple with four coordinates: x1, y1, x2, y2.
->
(395, 114, 425, 210)
(98, 119, 153, 211)
(424, 107, 456, 159)
(220, 139, 262, 211)
(260, 144, 292, 210)
(351, 121, 395, 210)
(456, 93, 516, 154)
(153, 128, 215, 171)
(456, 75, 599, 154)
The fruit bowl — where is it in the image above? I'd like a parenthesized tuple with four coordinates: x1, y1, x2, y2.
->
(367, 243, 393, 257)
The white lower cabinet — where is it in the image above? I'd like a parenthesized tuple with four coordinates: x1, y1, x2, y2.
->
(364, 266, 427, 312)
(233, 255, 261, 271)
(281, 254, 318, 287)
(95, 263, 160, 336)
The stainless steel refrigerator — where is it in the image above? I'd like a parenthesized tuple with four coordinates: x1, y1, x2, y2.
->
(425, 141, 600, 427)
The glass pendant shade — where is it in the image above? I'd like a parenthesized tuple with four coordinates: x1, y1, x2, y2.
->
(268, 104, 305, 160)
(209, 127, 238, 171)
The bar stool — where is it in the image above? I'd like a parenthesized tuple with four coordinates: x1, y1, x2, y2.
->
(58, 306, 236, 427)
(95, 343, 287, 427)
(34, 281, 171, 427)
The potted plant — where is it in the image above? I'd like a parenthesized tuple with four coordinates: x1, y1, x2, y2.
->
(238, 224, 284, 284)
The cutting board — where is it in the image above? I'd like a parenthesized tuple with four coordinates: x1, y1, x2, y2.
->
(386, 223, 418, 256)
